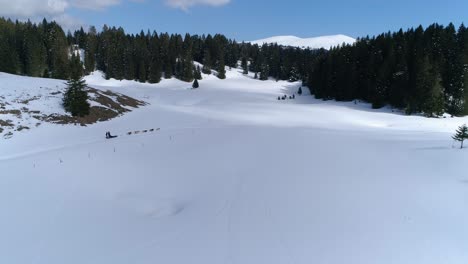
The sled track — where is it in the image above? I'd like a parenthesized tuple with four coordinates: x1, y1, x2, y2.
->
(0, 128, 161, 161)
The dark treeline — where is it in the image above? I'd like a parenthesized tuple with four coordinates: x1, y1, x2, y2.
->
(308, 23, 468, 116)
(0, 17, 320, 85)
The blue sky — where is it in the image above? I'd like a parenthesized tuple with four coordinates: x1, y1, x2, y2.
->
(1, 0, 467, 41)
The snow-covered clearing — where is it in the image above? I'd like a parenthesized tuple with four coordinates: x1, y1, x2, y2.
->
(0, 68, 467, 264)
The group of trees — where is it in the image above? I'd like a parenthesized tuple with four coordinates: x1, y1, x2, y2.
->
(0, 18, 70, 79)
(0, 17, 318, 84)
(308, 23, 468, 117)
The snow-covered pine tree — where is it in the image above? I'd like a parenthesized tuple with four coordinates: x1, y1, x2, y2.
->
(289, 66, 300, 82)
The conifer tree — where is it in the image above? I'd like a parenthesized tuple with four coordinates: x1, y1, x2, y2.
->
(202, 48, 212, 74)
(241, 57, 248, 74)
(259, 64, 269, 80)
(289, 66, 300, 82)
(45, 22, 70, 79)
(69, 53, 83, 80)
(192, 79, 199, 89)
(194, 65, 202, 80)
(63, 74, 90, 117)
(217, 55, 226, 79)
(148, 33, 162, 84)
(84, 26, 97, 73)
(453, 124, 468, 148)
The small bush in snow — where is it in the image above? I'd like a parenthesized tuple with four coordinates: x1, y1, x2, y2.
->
(453, 124, 468, 149)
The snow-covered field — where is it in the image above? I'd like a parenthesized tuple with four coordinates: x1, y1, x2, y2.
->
(0, 68, 468, 264)
(249, 35, 356, 49)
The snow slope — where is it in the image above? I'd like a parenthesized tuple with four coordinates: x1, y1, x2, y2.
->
(0, 72, 143, 138)
(0, 69, 468, 264)
(249, 35, 356, 49)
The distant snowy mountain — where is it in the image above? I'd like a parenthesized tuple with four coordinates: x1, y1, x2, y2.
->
(249, 35, 356, 50)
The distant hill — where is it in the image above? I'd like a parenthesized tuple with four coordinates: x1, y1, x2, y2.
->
(249, 34, 356, 50)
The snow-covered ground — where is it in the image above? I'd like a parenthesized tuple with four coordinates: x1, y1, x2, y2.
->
(249, 35, 356, 49)
(0, 72, 143, 138)
(0, 68, 467, 264)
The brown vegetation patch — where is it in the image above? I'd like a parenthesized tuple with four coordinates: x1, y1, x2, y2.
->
(16, 125, 30, 131)
(0, 109, 22, 117)
(39, 106, 119, 126)
(116, 94, 146, 108)
(0, 119, 14, 127)
(89, 88, 146, 112)
(19, 96, 41, 104)
(89, 89, 128, 114)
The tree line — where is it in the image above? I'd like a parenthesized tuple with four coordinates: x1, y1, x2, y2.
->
(0, 17, 319, 85)
(307, 23, 468, 116)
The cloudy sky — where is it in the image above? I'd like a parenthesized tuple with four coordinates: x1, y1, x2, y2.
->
(0, 0, 466, 40)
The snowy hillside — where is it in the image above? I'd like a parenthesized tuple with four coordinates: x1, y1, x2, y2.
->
(249, 34, 356, 49)
(0, 72, 144, 139)
(1, 68, 468, 264)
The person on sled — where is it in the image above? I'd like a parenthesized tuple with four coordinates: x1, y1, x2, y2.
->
(106, 131, 117, 139)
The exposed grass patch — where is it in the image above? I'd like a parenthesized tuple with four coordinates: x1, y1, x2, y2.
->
(0, 109, 22, 117)
(37, 88, 146, 126)
(0, 119, 14, 127)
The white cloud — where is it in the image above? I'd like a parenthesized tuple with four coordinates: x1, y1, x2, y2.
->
(52, 13, 86, 32)
(165, 0, 230, 10)
(70, 0, 122, 10)
(0, 0, 68, 17)
(0, 0, 128, 31)
(0, 0, 127, 17)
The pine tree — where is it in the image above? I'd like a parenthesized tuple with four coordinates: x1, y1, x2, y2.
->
(45, 22, 70, 79)
(84, 26, 97, 74)
(192, 79, 199, 89)
(241, 57, 248, 74)
(452, 124, 468, 148)
(202, 48, 212, 74)
(289, 66, 300, 82)
(194, 65, 202, 80)
(63, 75, 90, 117)
(217, 55, 226, 79)
(69, 52, 83, 80)
(148, 34, 162, 84)
(259, 64, 269, 80)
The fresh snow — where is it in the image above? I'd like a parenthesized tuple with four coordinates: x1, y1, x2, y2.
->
(1, 68, 468, 264)
(249, 34, 356, 49)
